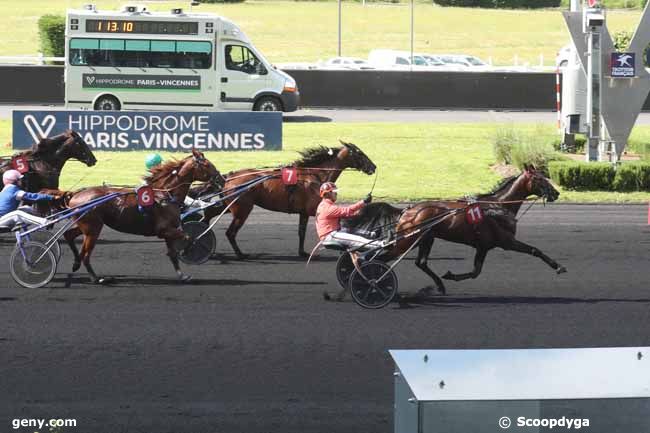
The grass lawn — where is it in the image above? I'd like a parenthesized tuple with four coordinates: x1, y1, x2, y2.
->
(1, 119, 648, 202)
(2, 0, 647, 66)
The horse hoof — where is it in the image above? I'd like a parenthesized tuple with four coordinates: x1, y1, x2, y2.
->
(96, 277, 114, 285)
(72, 262, 81, 272)
(556, 266, 567, 275)
(323, 292, 332, 301)
(441, 271, 454, 280)
(178, 274, 192, 283)
(236, 254, 249, 261)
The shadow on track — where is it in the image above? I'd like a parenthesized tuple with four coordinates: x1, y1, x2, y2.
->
(50, 275, 326, 288)
(394, 294, 650, 309)
(283, 115, 332, 123)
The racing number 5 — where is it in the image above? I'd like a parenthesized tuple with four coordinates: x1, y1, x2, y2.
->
(12, 157, 28, 174)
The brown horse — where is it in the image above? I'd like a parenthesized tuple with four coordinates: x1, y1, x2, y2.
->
(200, 141, 376, 258)
(0, 130, 97, 192)
(63, 150, 224, 284)
(331, 166, 566, 300)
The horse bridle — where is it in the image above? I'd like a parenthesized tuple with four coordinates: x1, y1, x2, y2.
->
(55, 132, 95, 166)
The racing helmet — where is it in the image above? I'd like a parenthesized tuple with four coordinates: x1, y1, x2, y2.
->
(2, 169, 23, 186)
(145, 153, 163, 170)
(319, 182, 338, 197)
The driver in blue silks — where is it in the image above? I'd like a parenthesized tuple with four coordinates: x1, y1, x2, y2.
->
(0, 169, 57, 228)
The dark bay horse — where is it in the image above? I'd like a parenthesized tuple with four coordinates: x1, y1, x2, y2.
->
(0, 130, 97, 192)
(200, 141, 376, 258)
(63, 150, 224, 284)
(331, 166, 566, 300)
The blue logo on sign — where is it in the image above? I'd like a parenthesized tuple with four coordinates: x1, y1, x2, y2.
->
(12, 111, 282, 151)
(611, 52, 635, 78)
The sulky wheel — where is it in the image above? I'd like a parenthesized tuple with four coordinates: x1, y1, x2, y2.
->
(26, 230, 62, 262)
(10, 241, 57, 289)
(335, 253, 354, 290)
(179, 220, 216, 265)
(349, 261, 398, 309)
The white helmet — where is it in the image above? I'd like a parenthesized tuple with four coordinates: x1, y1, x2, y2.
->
(2, 169, 23, 186)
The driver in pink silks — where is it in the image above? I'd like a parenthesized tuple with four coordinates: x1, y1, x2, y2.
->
(315, 182, 382, 250)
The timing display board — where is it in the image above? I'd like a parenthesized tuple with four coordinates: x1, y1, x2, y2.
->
(85, 19, 198, 35)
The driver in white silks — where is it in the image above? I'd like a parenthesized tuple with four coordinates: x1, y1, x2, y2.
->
(0, 169, 57, 228)
(315, 181, 383, 250)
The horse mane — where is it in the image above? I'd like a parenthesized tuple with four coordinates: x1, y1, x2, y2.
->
(143, 157, 188, 184)
(292, 146, 338, 167)
(31, 132, 68, 156)
(477, 174, 520, 199)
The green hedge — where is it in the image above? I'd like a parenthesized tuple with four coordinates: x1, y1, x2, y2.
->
(37, 14, 65, 57)
(549, 161, 650, 191)
(434, 0, 560, 8)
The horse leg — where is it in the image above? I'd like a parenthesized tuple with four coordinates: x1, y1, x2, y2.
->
(226, 202, 254, 260)
(414, 235, 447, 295)
(442, 248, 488, 281)
(502, 239, 567, 274)
(77, 229, 107, 284)
(298, 213, 309, 258)
(159, 227, 192, 282)
(63, 226, 83, 272)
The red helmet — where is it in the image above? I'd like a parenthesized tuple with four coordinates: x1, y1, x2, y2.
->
(319, 182, 338, 197)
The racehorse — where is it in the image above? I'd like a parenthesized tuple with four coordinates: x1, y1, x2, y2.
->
(199, 141, 376, 258)
(0, 130, 97, 192)
(63, 150, 224, 284)
(329, 166, 566, 301)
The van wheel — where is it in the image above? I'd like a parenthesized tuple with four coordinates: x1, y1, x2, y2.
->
(94, 95, 121, 111)
(253, 96, 282, 112)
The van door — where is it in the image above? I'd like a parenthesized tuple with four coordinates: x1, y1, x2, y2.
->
(219, 43, 269, 110)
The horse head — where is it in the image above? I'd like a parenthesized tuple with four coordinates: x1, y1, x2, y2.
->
(179, 149, 225, 187)
(522, 165, 559, 202)
(338, 140, 376, 175)
(56, 130, 97, 167)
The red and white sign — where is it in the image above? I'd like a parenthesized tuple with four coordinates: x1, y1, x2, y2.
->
(281, 167, 298, 185)
(588, 0, 599, 7)
(137, 186, 155, 207)
(12, 156, 29, 174)
(465, 204, 484, 225)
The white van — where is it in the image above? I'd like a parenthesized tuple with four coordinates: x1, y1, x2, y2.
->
(65, 5, 299, 112)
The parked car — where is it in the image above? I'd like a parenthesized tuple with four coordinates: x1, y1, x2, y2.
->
(556, 44, 574, 68)
(436, 54, 491, 70)
(323, 57, 374, 70)
(368, 49, 457, 70)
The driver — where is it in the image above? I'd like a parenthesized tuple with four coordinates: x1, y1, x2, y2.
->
(145, 153, 214, 210)
(316, 182, 378, 249)
(0, 170, 57, 228)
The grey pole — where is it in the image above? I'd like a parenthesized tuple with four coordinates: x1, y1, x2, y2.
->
(338, 0, 342, 57)
(586, 23, 602, 161)
(410, 0, 414, 71)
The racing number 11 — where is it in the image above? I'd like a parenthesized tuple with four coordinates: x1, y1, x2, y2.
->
(465, 204, 484, 225)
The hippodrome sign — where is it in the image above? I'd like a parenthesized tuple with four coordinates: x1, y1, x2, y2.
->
(12, 111, 282, 151)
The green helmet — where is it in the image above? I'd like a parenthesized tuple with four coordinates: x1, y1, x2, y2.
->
(145, 153, 163, 170)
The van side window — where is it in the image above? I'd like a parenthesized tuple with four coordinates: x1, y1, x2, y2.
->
(68, 38, 212, 69)
(225, 45, 267, 75)
(396, 57, 409, 65)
